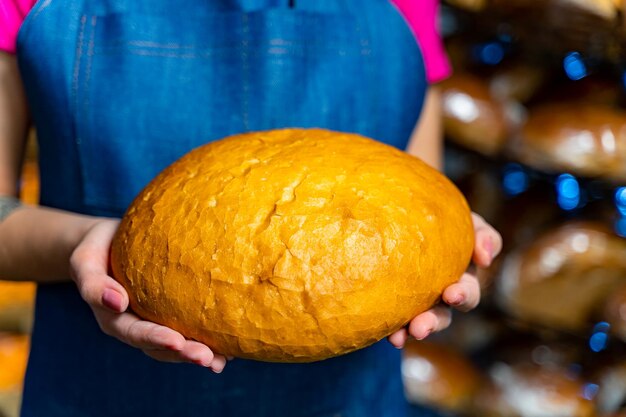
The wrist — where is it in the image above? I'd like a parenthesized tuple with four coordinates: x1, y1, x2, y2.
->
(0, 195, 22, 222)
(63, 216, 106, 275)
(0, 205, 116, 282)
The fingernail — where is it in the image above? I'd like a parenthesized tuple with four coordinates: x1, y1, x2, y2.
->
(450, 295, 465, 306)
(485, 238, 494, 263)
(102, 289, 123, 312)
(417, 328, 432, 341)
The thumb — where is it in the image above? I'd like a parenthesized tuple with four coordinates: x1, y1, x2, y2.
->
(73, 266, 130, 313)
(70, 219, 128, 313)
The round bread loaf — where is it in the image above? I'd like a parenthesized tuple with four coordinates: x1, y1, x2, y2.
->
(441, 73, 510, 156)
(592, 358, 626, 414)
(602, 283, 626, 342)
(111, 129, 474, 362)
(513, 103, 626, 181)
(475, 363, 595, 417)
(0, 281, 36, 334)
(402, 340, 482, 413)
(558, 0, 619, 19)
(496, 221, 626, 332)
(0, 334, 29, 417)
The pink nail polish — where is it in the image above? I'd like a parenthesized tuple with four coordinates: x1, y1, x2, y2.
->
(102, 289, 123, 312)
(451, 295, 465, 306)
(485, 238, 494, 264)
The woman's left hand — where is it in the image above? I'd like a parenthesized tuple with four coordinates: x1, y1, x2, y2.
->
(387, 213, 502, 348)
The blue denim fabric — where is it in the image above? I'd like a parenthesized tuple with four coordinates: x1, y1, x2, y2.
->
(17, 0, 428, 416)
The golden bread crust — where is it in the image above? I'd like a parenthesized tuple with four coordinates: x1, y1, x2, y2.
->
(111, 129, 474, 362)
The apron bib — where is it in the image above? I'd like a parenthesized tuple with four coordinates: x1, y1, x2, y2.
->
(17, 1, 427, 416)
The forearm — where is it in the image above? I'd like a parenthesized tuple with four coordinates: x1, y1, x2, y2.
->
(405, 87, 443, 170)
(0, 206, 100, 282)
(0, 52, 29, 195)
(0, 53, 99, 282)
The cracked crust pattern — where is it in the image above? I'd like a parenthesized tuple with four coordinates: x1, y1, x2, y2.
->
(110, 129, 474, 362)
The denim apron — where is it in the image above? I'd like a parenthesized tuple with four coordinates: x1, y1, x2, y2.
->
(17, 1, 427, 416)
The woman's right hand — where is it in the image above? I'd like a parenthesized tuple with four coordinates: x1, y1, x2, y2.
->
(69, 219, 228, 373)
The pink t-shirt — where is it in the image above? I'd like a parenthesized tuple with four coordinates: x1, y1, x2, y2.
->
(0, 0, 451, 83)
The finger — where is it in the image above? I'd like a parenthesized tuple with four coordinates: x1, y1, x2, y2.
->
(70, 221, 129, 313)
(81, 220, 120, 262)
(73, 268, 129, 313)
(387, 327, 409, 349)
(144, 342, 228, 373)
(71, 220, 120, 268)
(98, 310, 186, 351)
(407, 306, 452, 340)
(472, 214, 503, 267)
(178, 340, 215, 367)
(179, 341, 227, 373)
(442, 272, 481, 312)
(208, 354, 228, 374)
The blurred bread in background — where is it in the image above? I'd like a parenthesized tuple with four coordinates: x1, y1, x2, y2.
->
(474, 362, 596, 417)
(512, 103, 626, 181)
(402, 340, 483, 413)
(441, 73, 511, 156)
(496, 221, 626, 332)
(0, 334, 29, 417)
(0, 282, 35, 335)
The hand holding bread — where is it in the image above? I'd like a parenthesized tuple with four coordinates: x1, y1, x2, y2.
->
(71, 129, 501, 366)
(388, 213, 501, 348)
(70, 219, 228, 372)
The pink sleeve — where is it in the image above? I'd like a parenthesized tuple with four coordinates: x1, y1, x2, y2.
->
(0, 0, 37, 54)
(391, 0, 452, 84)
